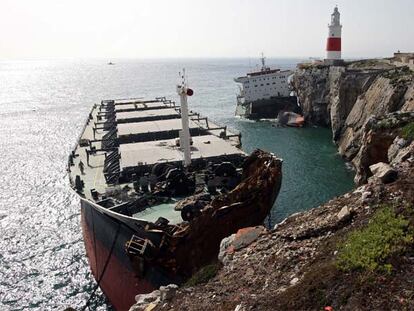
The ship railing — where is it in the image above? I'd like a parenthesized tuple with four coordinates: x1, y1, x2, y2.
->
(70, 103, 96, 154)
(190, 112, 241, 144)
(100, 98, 175, 110)
(112, 97, 164, 104)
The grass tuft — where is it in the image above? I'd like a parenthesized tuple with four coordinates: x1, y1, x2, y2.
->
(401, 122, 414, 141)
(185, 263, 219, 287)
(336, 206, 413, 273)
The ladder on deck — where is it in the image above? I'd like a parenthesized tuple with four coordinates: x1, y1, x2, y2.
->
(125, 235, 149, 256)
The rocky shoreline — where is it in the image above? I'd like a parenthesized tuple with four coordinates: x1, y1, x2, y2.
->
(129, 59, 414, 311)
(292, 58, 414, 184)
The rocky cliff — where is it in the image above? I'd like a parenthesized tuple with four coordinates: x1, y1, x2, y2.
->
(131, 145, 414, 310)
(128, 61, 414, 311)
(292, 60, 414, 184)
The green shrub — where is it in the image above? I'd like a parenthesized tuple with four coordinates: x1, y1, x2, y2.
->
(185, 263, 219, 286)
(401, 122, 414, 140)
(336, 206, 412, 273)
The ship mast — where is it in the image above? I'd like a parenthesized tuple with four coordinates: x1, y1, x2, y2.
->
(260, 52, 269, 72)
(176, 69, 194, 167)
(260, 52, 266, 71)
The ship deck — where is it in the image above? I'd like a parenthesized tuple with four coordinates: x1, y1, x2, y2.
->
(117, 118, 201, 137)
(68, 97, 243, 206)
(119, 135, 244, 170)
(116, 108, 180, 123)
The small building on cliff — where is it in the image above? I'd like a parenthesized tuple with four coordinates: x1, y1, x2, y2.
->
(391, 52, 414, 70)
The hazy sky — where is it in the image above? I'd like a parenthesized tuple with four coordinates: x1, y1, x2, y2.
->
(0, 0, 413, 59)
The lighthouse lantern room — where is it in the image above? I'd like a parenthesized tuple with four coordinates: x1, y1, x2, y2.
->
(326, 6, 342, 60)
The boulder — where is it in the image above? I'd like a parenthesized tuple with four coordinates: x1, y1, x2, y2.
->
(134, 290, 160, 305)
(337, 206, 351, 221)
(218, 233, 236, 265)
(159, 284, 178, 302)
(361, 191, 372, 203)
(218, 227, 266, 265)
(388, 136, 409, 161)
(131, 290, 161, 311)
(232, 226, 266, 251)
(369, 162, 398, 183)
(391, 141, 414, 165)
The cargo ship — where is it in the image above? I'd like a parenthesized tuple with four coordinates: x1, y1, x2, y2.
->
(234, 54, 300, 119)
(68, 76, 283, 310)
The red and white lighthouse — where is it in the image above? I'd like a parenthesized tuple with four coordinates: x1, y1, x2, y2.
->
(326, 6, 342, 60)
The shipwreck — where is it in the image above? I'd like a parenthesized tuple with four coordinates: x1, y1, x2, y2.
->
(68, 77, 282, 310)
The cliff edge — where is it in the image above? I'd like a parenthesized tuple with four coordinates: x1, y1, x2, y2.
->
(132, 149, 414, 311)
(129, 60, 414, 311)
(292, 59, 414, 184)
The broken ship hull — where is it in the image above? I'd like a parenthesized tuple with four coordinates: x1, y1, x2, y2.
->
(236, 96, 299, 119)
(79, 149, 282, 310)
(69, 97, 282, 310)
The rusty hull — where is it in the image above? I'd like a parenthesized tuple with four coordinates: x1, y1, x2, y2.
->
(131, 149, 282, 281)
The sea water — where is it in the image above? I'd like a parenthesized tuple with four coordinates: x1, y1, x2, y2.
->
(0, 58, 353, 310)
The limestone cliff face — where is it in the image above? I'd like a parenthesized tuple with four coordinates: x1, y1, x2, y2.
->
(338, 76, 410, 159)
(328, 68, 380, 142)
(291, 66, 330, 126)
(292, 62, 414, 184)
(352, 111, 414, 184)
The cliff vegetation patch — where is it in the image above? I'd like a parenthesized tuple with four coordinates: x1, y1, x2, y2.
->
(336, 205, 413, 273)
(382, 66, 413, 86)
(348, 59, 382, 69)
(401, 122, 414, 140)
(184, 263, 219, 287)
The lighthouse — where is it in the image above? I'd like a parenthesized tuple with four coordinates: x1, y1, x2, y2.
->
(326, 6, 342, 60)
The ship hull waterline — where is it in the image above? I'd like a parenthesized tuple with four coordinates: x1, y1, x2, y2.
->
(81, 200, 159, 311)
(77, 150, 283, 311)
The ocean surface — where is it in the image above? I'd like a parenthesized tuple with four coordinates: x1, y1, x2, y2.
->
(0, 58, 354, 310)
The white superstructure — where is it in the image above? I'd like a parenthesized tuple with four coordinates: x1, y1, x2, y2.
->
(234, 55, 292, 104)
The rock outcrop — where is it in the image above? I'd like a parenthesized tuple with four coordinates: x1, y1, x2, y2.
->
(352, 112, 414, 184)
(143, 150, 414, 311)
(127, 59, 414, 311)
(292, 60, 414, 184)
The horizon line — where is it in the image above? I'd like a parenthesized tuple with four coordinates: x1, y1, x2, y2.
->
(0, 54, 392, 62)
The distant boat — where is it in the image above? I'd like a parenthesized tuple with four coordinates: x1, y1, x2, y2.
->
(108, 61, 115, 65)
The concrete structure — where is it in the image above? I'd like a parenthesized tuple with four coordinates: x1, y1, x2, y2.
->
(326, 6, 342, 61)
(392, 52, 414, 70)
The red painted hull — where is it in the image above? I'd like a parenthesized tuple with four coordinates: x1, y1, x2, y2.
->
(81, 203, 155, 310)
(77, 150, 283, 310)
